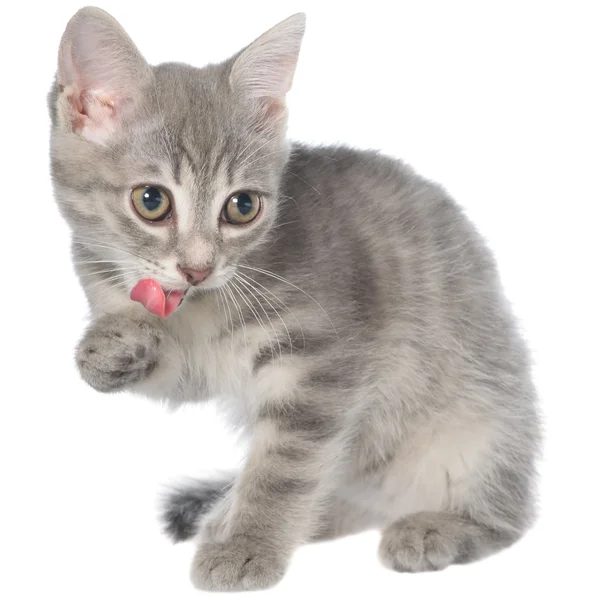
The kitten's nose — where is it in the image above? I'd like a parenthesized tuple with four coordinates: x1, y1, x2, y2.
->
(178, 265, 212, 286)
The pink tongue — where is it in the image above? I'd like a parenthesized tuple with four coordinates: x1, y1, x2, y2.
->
(130, 279, 184, 319)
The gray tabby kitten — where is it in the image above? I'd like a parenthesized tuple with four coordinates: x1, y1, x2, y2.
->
(49, 7, 540, 592)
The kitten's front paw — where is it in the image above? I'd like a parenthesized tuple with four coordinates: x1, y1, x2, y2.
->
(76, 314, 163, 392)
(191, 535, 288, 592)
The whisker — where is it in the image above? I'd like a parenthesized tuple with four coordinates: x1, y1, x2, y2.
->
(87, 281, 131, 299)
(238, 265, 338, 337)
(229, 279, 277, 361)
(304, 149, 340, 162)
(83, 273, 129, 293)
(71, 238, 159, 265)
(235, 273, 293, 360)
(235, 137, 262, 170)
(215, 289, 229, 339)
(234, 274, 283, 364)
(73, 258, 139, 265)
(78, 266, 138, 278)
(236, 136, 280, 172)
(280, 194, 301, 213)
(235, 271, 306, 351)
(221, 284, 236, 352)
(289, 171, 321, 197)
(238, 148, 288, 172)
(271, 219, 301, 231)
(225, 280, 249, 355)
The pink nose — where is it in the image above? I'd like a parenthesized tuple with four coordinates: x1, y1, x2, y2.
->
(178, 266, 212, 285)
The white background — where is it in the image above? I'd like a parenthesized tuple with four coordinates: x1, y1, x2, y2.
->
(1, 1, 599, 598)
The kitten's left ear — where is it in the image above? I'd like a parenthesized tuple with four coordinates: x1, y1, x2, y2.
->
(55, 7, 152, 144)
(230, 13, 306, 115)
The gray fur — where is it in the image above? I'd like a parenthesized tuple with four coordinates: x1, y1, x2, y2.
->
(379, 512, 517, 572)
(50, 7, 541, 592)
(161, 475, 234, 542)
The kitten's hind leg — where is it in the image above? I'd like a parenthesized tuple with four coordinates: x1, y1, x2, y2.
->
(379, 512, 519, 572)
(161, 474, 234, 542)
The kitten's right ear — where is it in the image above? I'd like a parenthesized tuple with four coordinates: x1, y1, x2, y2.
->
(55, 7, 152, 144)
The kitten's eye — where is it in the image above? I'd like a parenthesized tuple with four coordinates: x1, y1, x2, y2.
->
(131, 186, 172, 222)
(222, 192, 260, 225)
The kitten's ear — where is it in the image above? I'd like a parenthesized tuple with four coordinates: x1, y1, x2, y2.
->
(230, 13, 306, 113)
(55, 7, 152, 144)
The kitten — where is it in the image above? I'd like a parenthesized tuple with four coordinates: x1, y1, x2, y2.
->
(49, 7, 541, 592)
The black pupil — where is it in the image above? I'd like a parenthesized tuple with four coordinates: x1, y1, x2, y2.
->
(143, 187, 163, 212)
(236, 193, 253, 215)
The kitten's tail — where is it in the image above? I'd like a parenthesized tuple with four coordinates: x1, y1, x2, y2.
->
(159, 474, 234, 542)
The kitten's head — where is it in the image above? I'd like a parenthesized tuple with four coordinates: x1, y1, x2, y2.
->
(49, 7, 305, 309)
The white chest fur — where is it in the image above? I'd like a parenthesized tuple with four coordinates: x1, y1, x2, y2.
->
(160, 296, 301, 428)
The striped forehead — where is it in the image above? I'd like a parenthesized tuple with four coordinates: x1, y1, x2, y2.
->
(169, 150, 231, 238)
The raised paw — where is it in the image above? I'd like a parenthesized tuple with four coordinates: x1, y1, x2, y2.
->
(191, 535, 287, 592)
(76, 314, 163, 392)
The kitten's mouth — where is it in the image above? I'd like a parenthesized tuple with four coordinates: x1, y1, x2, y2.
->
(130, 279, 186, 319)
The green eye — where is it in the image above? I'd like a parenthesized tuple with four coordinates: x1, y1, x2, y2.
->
(222, 192, 261, 224)
(131, 186, 172, 221)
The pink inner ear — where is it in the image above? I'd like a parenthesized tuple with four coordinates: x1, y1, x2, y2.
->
(62, 85, 117, 142)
